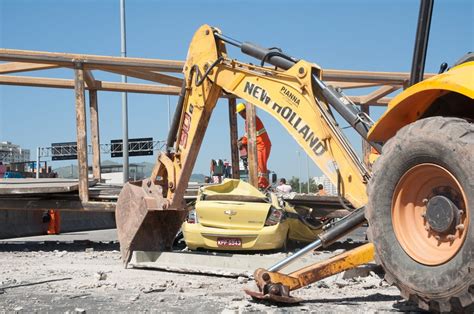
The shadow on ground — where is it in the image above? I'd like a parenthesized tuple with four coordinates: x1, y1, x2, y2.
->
(0, 240, 120, 252)
(0, 237, 364, 255)
(249, 293, 425, 312)
(304, 292, 402, 305)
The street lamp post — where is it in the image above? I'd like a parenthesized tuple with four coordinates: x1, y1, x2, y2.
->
(120, 0, 129, 183)
(36, 147, 40, 179)
(167, 95, 171, 132)
(297, 151, 302, 193)
(306, 154, 310, 193)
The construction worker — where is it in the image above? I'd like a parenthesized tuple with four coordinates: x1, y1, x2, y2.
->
(42, 209, 61, 234)
(276, 178, 292, 194)
(317, 184, 327, 196)
(236, 103, 272, 189)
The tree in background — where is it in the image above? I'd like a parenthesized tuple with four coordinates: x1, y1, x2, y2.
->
(289, 176, 300, 192)
(289, 176, 317, 194)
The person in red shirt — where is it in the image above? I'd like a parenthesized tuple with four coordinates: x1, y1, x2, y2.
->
(236, 103, 272, 189)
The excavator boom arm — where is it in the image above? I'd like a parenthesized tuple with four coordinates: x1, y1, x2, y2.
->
(164, 24, 372, 209)
(116, 24, 374, 267)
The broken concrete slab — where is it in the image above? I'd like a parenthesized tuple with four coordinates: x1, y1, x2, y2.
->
(342, 263, 383, 280)
(130, 250, 343, 278)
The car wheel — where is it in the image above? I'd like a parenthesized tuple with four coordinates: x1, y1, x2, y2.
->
(172, 230, 187, 251)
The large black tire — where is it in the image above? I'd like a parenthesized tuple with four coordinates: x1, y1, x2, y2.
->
(366, 117, 474, 312)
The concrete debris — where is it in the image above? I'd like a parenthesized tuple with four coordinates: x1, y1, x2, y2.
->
(346, 276, 361, 284)
(363, 284, 378, 290)
(365, 274, 383, 285)
(0, 227, 404, 312)
(316, 281, 330, 289)
(190, 283, 203, 289)
(343, 264, 380, 280)
(74, 308, 86, 313)
(142, 287, 166, 294)
(69, 293, 91, 299)
(379, 280, 391, 287)
(369, 270, 381, 279)
(94, 272, 107, 281)
(129, 294, 140, 302)
(14, 306, 23, 312)
(334, 279, 350, 288)
(55, 250, 67, 257)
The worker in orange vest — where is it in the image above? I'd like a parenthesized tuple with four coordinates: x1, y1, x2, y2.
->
(43, 209, 61, 235)
(236, 103, 272, 189)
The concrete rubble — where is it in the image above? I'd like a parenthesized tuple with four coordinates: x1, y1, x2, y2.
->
(0, 230, 422, 312)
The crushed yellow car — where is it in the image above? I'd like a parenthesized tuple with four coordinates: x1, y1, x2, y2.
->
(182, 179, 326, 251)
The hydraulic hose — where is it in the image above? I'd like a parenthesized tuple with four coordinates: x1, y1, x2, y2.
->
(268, 206, 366, 272)
(215, 31, 381, 152)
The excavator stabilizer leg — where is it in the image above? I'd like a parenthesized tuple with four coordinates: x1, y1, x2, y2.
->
(245, 243, 375, 304)
(115, 178, 186, 266)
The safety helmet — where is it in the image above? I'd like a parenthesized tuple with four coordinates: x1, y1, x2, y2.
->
(236, 102, 246, 113)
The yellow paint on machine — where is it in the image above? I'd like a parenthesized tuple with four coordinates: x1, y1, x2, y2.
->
(369, 61, 474, 142)
(256, 243, 375, 291)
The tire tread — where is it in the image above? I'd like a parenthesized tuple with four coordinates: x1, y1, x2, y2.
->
(366, 117, 474, 313)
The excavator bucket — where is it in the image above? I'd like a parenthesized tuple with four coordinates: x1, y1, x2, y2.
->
(115, 178, 186, 266)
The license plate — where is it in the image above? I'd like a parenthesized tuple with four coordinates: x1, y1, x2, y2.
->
(217, 237, 242, 247)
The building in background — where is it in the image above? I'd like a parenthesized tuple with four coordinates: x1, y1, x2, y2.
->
(313, 174, 338, 196)
(0, 141, 31, 163)
(95, 163, 146, 184)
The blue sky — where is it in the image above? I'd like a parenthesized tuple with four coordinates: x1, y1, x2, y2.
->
(0, 0, 472, 179)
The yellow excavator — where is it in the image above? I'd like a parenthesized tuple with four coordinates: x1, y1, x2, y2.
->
(115, 3, 473, 312)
